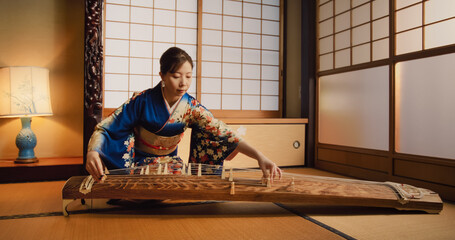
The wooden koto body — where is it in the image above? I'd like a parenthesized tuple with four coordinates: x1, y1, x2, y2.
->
(62, 169, 443, 216)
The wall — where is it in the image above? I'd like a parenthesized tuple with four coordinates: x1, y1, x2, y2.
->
(0, 0, 84, 159)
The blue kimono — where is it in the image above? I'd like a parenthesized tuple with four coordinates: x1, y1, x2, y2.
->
(87, 84, 241, 174)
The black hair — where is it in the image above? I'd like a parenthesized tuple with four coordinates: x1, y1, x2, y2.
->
(160, 47, 193, 75)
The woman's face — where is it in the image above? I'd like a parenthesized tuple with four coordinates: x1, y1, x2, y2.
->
(160, 61, 193, 100)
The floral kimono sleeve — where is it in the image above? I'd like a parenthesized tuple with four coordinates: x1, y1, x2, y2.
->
(188, 99, 242, 165)
(87, 91, 145, 169)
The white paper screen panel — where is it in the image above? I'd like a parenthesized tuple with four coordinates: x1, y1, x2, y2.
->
(104, 0, 198, 109)
(319, 66, 389, 150)
(200, 0, 280, 111)
(395, 53, 455, 159)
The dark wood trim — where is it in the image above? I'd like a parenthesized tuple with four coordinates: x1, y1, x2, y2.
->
(317, 148, 390, 173)
(315, 160, 390, 182)
(393, 44, 455, 62)
(318, 58, 389, 76)
(301, 0, 317, 167)
(0, 158, 84, 183)
(393, 153, 455, 168)
(394, 159, 455, 187)
(83, 0, 104, 171)
(317, 143, 389, 157)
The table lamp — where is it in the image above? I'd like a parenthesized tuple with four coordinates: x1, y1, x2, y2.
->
(0, 66, 53, 163)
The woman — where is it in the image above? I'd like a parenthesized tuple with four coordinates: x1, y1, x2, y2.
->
(86, 47, 281, 181)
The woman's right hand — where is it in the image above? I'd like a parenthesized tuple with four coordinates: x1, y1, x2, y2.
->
(86, 151, 105, 181)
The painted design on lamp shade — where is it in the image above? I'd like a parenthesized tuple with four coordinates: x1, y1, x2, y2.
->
(0, 67, 53, 117)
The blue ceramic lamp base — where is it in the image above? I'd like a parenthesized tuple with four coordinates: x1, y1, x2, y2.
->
(15, 117, 38, 163)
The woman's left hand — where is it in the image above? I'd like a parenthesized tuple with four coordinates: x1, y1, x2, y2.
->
(257, 155, 282, 182)
(236, 141, 282, 182)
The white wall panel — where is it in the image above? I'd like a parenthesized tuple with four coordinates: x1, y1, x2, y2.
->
(223, 32, 242, 47)
(105, 39, 129, 56)
(203, 13, 222, 30)
(130, 24, 153, 41)
(203, 0, 222, 14)
(222, 94, 241, 110)
(223, 47, 242, 63)
(106, 22, 130, 39)
(223, 16, 242, 31)
(105, 74, 128, 91)
(222, 79, 241, 94)
(319, 66, 389, 150)
(243, 33, 261, 48)
(131, 0, 152, 7)
(154, 0, 174, 10)
(372, 39, 388, 60)
(105, 91, 129, 108)
(130, 75, 152, 91)
(396, 28, 422, 55)
(352, 3, 370, 26)
(396, 4, 421, 32)
(243, 49, 261, 64)
(262, 5, 279, 21)
(177, 12, 197, 28)
(154, 26, 175, 42)
(176, 28, 197, 44)
(131, 7, 153, 24)
(425, 19, 455, 50)
(106, 4, 129, 22)
(105, 57, 129, 74)
(129, 58, 152, 74)
(224, 0, 242, 16)
(202, 78, 221, 93)
(242, 80, 260, 94)
(396, 53, 455, 159)
(130, 41, 153, 58)
(243, 2, 261, 18)
(261, 96, 279, 110)
(222, 63, 241, 78)
(242, 64, 261, 79)
(242, 95, 260, 110)
(177, 0, 197, 12)
(201, 94, 221, 109)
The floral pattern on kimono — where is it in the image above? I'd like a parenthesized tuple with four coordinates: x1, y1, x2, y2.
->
(87, 84, 241, 171)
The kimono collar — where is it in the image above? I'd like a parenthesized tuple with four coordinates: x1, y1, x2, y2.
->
(161, 86, 183, 114)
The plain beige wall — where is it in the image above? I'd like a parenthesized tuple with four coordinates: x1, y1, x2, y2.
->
(285, 0, 302, 118)
(0, 0, 84, 159)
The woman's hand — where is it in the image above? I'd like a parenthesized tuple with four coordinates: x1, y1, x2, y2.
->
(236, 141, 282, 182)
(86, 151, 105, 181)
(257, 154, 282, 182)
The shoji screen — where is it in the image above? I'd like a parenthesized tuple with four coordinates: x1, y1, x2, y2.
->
(316, 0, 455, 200)
(396, 53, 455, 159)
(395, 0, 455, 55)
(200, 0, 281, 112)
(103, 0, 198, 108)
(318, 0, 389, 71)
(319, 66, 389, 150)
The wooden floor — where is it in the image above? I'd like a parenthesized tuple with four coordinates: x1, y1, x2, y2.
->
(0, 168, 454, 240)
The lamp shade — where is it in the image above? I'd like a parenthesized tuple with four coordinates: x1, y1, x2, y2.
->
(0, 66, 53, 117)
